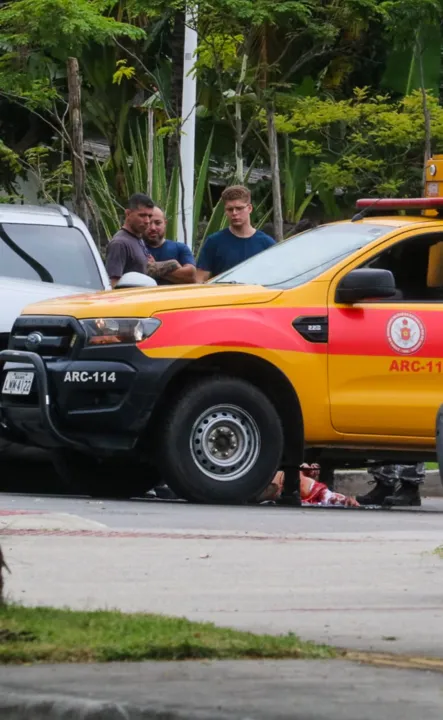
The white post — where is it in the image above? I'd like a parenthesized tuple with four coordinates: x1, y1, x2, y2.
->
(177, 5, 198, 249)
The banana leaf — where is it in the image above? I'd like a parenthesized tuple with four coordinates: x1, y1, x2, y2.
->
(381, 23, 441, 96)
(166, 165, 180, 240)
(193, 128, 214, 243)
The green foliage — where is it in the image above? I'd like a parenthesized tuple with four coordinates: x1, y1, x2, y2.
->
(0, 0, 440, 234)
(193, 127, 214, 243)
(0, 0, 144, 58)
(196, 34, 244, 72)
(0, 140, 21, 177)
(198, 0, 316, 26)
(22, 145, 73, 203)
(274, 88, 443, 205)
(87, 119, 217, 243)
(113, 59, 136, 85)
(0, 0, 145, 119)
(381, 24, 441, 96)
(0, 140, 22, 196)
(380, 0, 443, 97)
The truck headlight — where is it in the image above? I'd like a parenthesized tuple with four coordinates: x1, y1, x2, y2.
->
(80, 318, 161, 346)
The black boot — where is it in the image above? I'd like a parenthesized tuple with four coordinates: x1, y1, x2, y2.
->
(383, 481, 421, 507)
(356, 480, 392, 506)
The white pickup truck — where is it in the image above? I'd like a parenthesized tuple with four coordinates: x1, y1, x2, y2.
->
(0, 203, 111, 346)
(0, 204, 111, 473)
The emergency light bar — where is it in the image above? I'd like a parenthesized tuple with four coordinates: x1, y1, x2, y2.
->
(356, 197, 443, 210)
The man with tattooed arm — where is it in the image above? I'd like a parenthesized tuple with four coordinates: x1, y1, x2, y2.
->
(143, 206, 197, 285)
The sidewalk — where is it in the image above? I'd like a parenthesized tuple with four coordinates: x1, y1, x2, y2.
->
(1, 507, 443, 719)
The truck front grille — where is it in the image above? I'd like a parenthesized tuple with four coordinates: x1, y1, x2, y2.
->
(9, 316, 82, 360)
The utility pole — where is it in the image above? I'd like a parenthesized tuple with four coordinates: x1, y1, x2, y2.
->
(177, 5, 198, 250)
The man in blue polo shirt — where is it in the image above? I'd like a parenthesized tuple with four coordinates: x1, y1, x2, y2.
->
(143, 206, 196, 285)
(196, 185, 275, 282)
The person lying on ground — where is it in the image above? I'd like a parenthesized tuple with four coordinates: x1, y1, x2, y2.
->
(258, 465, 360, 507)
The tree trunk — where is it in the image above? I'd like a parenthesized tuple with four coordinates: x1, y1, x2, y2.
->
(235, 51, 249, 183)
(66, 57, 87, 222)
(147, 108, 154, 196)
(166, 10, 185, 184)
(266, 102, 283, 242)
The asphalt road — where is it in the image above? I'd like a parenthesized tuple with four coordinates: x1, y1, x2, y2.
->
(2, 659, 443, 720)
(1, 490, 443, 534)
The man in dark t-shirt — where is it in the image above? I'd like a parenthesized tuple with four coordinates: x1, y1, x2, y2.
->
(106, 193, 154, 287)
(196, 185, 275, 282)
(143, 206, 196, 285)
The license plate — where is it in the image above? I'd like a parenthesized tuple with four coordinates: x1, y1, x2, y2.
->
(2, 371, 34, 396)
(427, 182, 439, 196)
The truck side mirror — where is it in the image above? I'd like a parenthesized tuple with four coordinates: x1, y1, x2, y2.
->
(335, 268, 396, 304)
(114, 273, 158, 290)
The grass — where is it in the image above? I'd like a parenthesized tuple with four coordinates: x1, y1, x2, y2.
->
(0, 605, 336, 665)
(434, 546, 443, 559)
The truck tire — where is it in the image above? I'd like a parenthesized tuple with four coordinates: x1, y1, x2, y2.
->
(51, 450, 155, 499)
(161, 376, 284, 504)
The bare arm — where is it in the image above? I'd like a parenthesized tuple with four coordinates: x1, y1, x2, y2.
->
(196, 269, 211, 283)
(165, 264, 197, 284)
(146, 259, 181, 281)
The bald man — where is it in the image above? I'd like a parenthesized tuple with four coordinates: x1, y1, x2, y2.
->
(143, 206, 197, 285)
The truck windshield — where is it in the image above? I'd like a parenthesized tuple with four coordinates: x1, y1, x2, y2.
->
(211, 223, 392, 289)
(0, 223, 103, 289)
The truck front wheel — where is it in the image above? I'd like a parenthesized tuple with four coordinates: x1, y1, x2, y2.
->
(160, 376, 284, 504)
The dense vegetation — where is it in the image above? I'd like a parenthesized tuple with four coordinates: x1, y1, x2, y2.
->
(0, 0, 443, 245)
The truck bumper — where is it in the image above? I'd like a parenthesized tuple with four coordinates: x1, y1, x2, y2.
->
(0, 348, 181, 454)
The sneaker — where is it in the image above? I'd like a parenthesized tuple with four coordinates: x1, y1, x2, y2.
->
(152, 485, 179, 500)
(356, 481, 392, 506)
(383, 482, 421, 507)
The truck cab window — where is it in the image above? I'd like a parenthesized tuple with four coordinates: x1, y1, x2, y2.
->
(362, 234, 443, 302)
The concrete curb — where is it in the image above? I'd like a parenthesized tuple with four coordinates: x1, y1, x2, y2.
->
(335, 469, 442, 498)
(0, 512, 107, 533)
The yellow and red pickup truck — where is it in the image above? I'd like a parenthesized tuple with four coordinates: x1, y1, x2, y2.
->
(2, 186, 443, 502)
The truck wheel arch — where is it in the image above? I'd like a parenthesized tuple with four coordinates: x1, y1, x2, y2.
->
(148, 351, 304, 469)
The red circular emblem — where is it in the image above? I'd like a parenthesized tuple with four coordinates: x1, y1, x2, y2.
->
(386, 313, 426, 355)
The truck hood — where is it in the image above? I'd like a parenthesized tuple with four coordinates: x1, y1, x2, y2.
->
(0, 276, 96, 332)
(20, 283, 282, 319)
